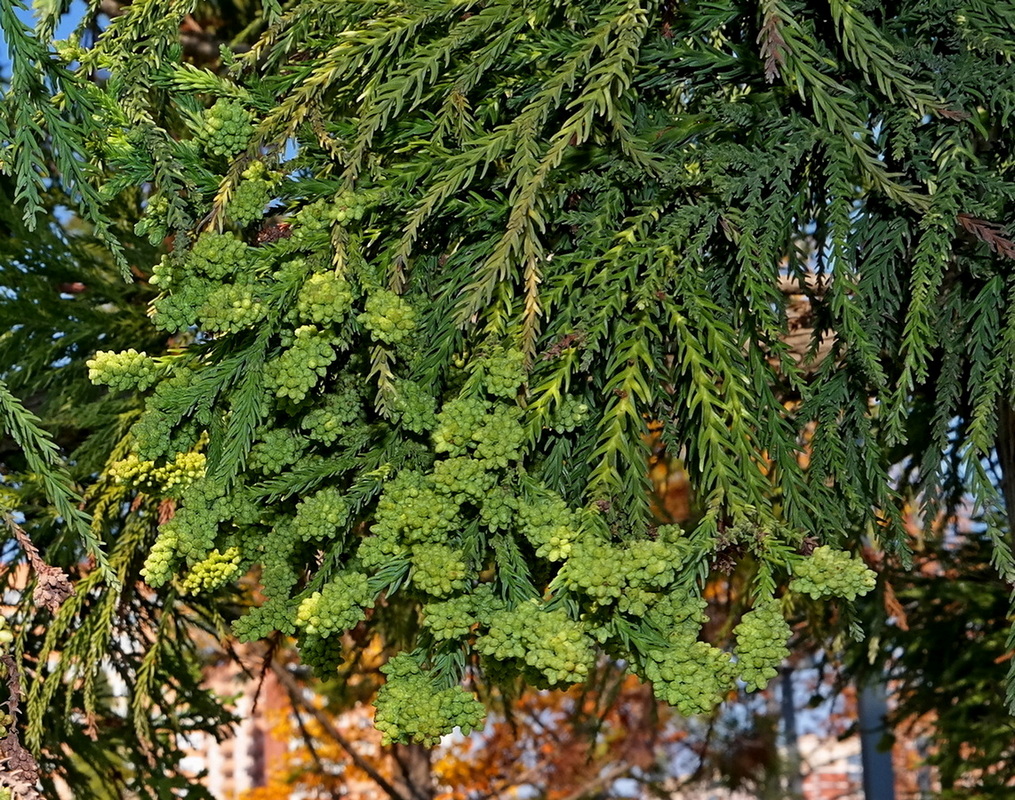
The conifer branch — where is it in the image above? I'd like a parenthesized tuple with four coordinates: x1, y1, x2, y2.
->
(0, 655, 41, 800)
(0, 380, 117, 588)
(958, 213, 1015, 260)
(757, 0, 788, 83)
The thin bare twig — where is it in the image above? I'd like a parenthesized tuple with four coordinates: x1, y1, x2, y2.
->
(270, 660, 409, 800)
(557, 762, 633, 800)
(291, 702, 328, 775)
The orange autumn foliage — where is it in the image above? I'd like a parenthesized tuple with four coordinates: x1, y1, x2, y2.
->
(646, 420, 693, 525)
(434, 673, 683, 800)
(240, 661, 696, 800)
(242, 700, 393, 800)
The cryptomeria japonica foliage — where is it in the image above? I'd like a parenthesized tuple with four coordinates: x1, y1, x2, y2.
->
(3, 0, 1015, 752)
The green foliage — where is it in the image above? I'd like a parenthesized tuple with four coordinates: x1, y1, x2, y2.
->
(4, 0, 1015, 756)
(297, 272, 355, 326)
(358, 289, 416, 345)
(0, 175, 233, 797)
(640, 588, 737, 716)
(0, 0, 126, 268)
(179, 546, 242, 594)
(296, 571, 373, 636)
(0, 379, 114, 583)
(556, 524, 688, 615)
(423, 594, 479, 642)
(293, 487, 350, 541)
(733, 600, 792, 692)
(87, 350, 162, 392)
(851, 530, 1015, 798)
(195, 98, 254, 159)
(790, 545, 877, 601)
(227, 161, 278, 225)
(477, 598, 597, 687)
(374, 653, 485, 746)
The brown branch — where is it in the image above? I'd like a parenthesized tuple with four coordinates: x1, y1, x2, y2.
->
(97, 0, 124, 16)
(0, 655, 41, 800)
(270, 661, 409, 800)
(556, 762, 633, 800)
(290, 701, 329, 776)
(680, 713, 719, 788)
(882, 579, 909, 631)
(958, 213, 1015, 260)
(389, 743, 433, 800)
(758, 7, 788, 83)
(2, 512, 72, 613)
(778, 272, 825, 296)
(466, 763, 546, 800)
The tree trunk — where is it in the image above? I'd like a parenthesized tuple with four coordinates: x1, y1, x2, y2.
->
(390, 743, 435, 800)
(996, 400, 1015, 533)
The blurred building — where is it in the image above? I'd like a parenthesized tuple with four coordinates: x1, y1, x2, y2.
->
(179, 658, 289, 799)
